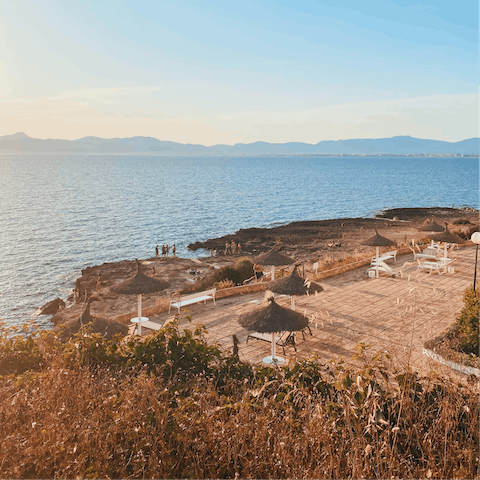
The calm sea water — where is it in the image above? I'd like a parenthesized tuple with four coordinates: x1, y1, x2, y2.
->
(0, 154, 478, 327)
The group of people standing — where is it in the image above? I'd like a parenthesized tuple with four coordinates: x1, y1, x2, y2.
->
(156, 244, 176, 258)
(224, 240, 241, 255)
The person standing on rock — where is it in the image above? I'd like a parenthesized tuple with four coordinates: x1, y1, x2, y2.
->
(172, 244, 176, 257)
(166, 244, 169, 257)
(155, 245, 159, 257)
(96, 274, 102, 291)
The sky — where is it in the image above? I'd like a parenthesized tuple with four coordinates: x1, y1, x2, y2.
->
(0, 0, 478, 145)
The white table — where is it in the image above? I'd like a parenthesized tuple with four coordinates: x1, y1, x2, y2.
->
(263, 355, 285, 365)
(130, 316, 149, 335)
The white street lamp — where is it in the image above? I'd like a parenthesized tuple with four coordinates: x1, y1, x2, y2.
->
(471, 232, 480, 291)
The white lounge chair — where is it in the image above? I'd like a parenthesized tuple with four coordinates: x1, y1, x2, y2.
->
(367, 258, 401, 278)
(416, 258, 451, 275)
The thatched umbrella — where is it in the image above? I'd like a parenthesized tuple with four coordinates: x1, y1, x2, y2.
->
(431, 223, 465, 259)
(254, 248, 295, 280)
(267, 265, 323, 310)
(55, 296, 128, 341)
(362, 230, 396, 278)
(418, 218, 445, 247)
(80, 295, 100, 327)
(418, 217, 445, 233)
(111, 259, 168, 334)
(238, 297, 309, 364)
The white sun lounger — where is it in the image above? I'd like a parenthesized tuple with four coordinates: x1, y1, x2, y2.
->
(417, 258, 451, 275)
(376, 250, 397, 263)
(367, 258, 401, 277)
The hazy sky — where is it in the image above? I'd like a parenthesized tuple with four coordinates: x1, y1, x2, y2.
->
(0, 0, 477, 145)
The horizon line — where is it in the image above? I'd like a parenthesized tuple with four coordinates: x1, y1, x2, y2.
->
(2, 132, 478, 147)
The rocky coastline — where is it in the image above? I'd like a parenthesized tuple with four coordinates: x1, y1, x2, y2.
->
(43, 206, 478, 339)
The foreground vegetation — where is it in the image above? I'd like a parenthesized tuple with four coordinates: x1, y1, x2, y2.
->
(425, 286, 479, 369)
(0, 319, 478, 479)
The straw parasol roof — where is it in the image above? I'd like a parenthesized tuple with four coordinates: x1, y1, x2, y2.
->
(254, 248, 295, 266)
(363, 229, 396, 247)
(56, 296, 128, 341)
(268, 265, 324, 296)
(430, 224, 465, 244)
(238, 297, 309, 333)
(111, 259, 168, 295)
(418, 218, 445, 232)
(80, 295, 100, 325)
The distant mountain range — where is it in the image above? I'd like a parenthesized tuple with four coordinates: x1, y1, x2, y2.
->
(0, 132, 477, 156)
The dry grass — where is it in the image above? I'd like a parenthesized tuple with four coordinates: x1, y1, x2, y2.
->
(0, 322, 478, 479)
(307, 250, 374, 280)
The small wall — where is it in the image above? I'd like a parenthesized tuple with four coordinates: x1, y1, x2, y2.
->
(216, 282, 266, 299)
(423, 348, 480, 378)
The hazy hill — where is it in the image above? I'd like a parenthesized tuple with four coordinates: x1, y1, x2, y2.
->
(0, 132, 477, 155)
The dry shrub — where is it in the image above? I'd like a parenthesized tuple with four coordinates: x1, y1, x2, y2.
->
(453, 218, 472, 225)
(314, 251, 374, 277)
(0, 323, 478, 479)
(154, 296, 171, 311)
(216, 279, 235, 290)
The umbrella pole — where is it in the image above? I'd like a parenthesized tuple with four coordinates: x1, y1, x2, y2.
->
(271, 266, 275, 281)
(444, 243, 447, 260)
(291, 296, 295, 311)
(271, 332, 276, 361)
(138, 294, 142, 335)
(376, 246, 379, 278)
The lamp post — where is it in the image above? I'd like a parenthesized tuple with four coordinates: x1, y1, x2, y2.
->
(471, 232, 480, 291)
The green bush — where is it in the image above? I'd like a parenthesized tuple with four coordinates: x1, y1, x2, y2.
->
(215, 257, 254, 285)
(123, 322, 222, 380)
(455, 287, 479, 355)
(0, 323, 45, 375)
(234, 257, 254, 281)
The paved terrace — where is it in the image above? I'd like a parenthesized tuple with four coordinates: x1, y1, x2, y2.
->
(148, 247, 477, 372)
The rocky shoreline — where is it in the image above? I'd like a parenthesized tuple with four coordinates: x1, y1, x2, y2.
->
(44, 207, 478, 339)
(187, 206, 477, 258)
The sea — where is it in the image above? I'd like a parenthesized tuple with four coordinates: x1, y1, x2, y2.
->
(0, 154, 478, 328)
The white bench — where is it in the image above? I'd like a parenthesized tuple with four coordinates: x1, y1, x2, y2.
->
(246, 331, 296, 354)
(168, 288, 216, 314)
